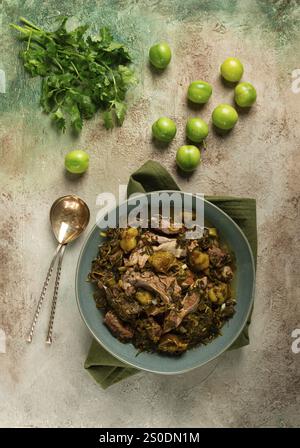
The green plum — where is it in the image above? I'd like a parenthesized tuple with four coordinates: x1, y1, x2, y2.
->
(176, 145, 201, 172)
(235, 82, 257, 107)
(149, 42, 172, 69)
(187, 80, 212, 104)
(186, 118, 209, 143)
(212, 104, 238, 130)
(65, 150, 89, 174)
(220, 57, 244, 83)
(152, 117, 177, 142)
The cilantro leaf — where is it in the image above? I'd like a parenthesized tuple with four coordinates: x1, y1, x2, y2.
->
(99, 27, 113, 44)
(51, 107, 66, 131)
(114, 100, 127, 125)
(11, 17, 135, 132)
(118, 65, 136, 86)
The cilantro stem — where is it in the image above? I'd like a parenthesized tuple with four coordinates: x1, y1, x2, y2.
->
(53, 58, 64, 72)
(101, 61, 118, 97)
(19, 17, 41, 31)
(57, 49, 85, 59)
(10, 24, 31, 35)
(26, 31, 32, 52)
(70, 61, 80, 78)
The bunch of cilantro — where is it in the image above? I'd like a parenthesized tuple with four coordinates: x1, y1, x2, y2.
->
(11, 17, 136, 132)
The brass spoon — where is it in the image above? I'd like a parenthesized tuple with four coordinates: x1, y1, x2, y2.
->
(27, 195, 90, 344)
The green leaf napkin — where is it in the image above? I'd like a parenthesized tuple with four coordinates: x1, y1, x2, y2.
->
(85, 160, 257, 389)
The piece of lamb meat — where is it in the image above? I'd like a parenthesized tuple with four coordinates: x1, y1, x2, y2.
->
(144, 318, 162, 343)
(124, 248, 150, 268)
(104, 311, 134, 341)
(153, 240, 186, 258)
(142, 231, 175, 245)
(163, 290, 200, 333)
(158, 274, 182, 300)
(150, 216, 183, 235)
(186, 240, 199, 253)
(221, 266, 233, 282)
(124, 271, 172, 304)
(208, 246, 230, 267)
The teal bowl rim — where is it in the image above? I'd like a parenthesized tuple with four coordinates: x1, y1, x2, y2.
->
(75, 191, 256, 375)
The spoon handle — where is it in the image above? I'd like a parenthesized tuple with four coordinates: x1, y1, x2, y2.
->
(27, 244, 63, 343)
(46, 244, 66, 344)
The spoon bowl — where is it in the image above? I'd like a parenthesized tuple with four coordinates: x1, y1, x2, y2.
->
(50, 195, 90, 244)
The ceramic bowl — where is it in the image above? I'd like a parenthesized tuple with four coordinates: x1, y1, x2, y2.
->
(76, 192, 255, 374)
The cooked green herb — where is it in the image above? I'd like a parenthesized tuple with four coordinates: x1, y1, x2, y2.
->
(11, 17, 136, 131)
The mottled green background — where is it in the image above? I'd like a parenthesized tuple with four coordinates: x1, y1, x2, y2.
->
(0, 0, 300, 428)
(1, 0, 300, 115)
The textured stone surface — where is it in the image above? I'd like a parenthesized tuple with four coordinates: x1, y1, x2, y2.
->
(0, 0, 300, 428)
